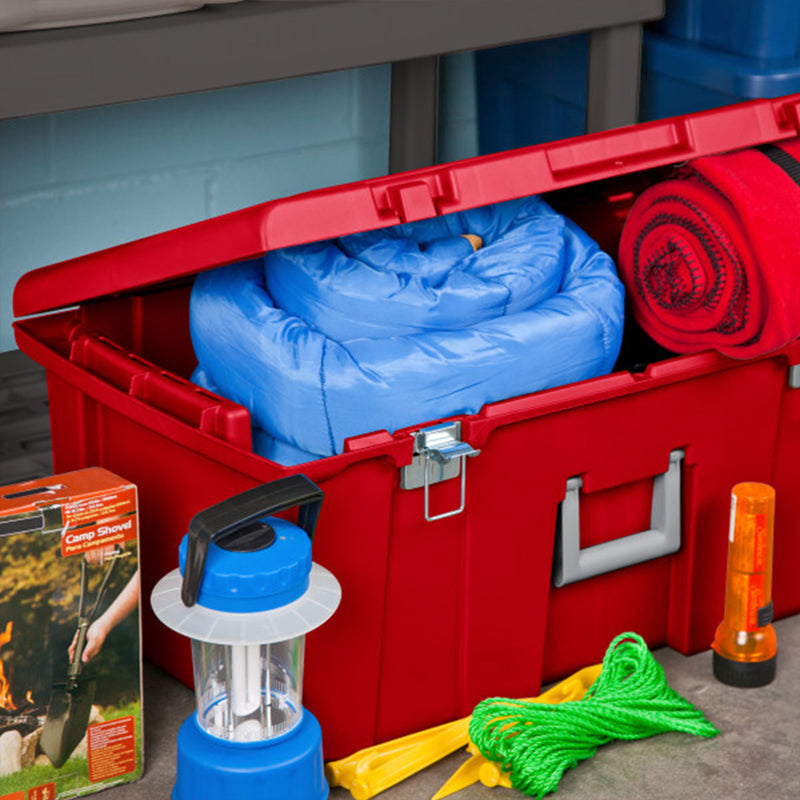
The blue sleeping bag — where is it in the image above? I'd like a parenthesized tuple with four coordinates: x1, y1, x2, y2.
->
(191, 195, 624, 464)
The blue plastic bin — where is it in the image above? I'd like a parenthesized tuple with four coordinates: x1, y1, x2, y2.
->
(641, 32, 800, 121)
(651, 0, 800, 62)
(475, 30, 800, 154)
(475, 34, 588, 154)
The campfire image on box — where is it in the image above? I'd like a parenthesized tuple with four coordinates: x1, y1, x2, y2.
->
(0, 529, 141, 794)
(1, 621, 51, 771)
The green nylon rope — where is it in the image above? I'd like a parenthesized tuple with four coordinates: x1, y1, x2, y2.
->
(468, 632, 719, 798)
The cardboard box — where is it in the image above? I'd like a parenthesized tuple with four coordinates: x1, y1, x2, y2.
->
(0, 469, 142, 799)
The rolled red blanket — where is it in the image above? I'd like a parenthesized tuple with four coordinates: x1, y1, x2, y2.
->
(618, 138, 800, 359)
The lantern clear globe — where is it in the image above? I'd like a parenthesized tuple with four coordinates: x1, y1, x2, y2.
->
(191, 637, 305, 742)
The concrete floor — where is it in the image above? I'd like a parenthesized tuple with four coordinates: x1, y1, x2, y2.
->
(112, 614, 799, 800)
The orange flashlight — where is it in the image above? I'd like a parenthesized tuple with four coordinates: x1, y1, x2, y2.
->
(712, 482, 777, 687)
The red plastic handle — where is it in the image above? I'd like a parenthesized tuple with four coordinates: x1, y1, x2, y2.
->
(70, 333, 152, 391)
(69, 335, 252, 450)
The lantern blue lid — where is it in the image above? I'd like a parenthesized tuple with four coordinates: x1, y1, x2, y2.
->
(178, 517, 311, 613)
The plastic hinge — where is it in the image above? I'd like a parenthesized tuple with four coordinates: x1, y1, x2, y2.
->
(780, 98, 800, 133)
(545, 121, 692, 176)
(387, 181, 438, 224)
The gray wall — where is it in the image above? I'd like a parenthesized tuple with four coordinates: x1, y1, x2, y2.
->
(0, 52, 478, 352)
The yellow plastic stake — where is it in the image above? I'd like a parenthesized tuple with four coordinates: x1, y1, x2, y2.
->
(326, 718, 461, 789)
(431, 664, 602, 800)
(430, 744, 483, 800)
(326, 663, 602, 800)
(347, 717, 472, 800)
(478, 760, 513, 790)
(431, 742, 515, 797)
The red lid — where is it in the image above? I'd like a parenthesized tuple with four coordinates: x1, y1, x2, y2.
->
(13, 94, 800, 318)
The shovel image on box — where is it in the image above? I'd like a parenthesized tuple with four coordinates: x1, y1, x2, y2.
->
(40, 549, 124, 768)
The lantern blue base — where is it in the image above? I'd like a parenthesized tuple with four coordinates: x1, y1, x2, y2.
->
(172, 710, 329, 800)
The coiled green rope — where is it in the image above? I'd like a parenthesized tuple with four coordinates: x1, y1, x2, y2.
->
(468, 632, 719, 798)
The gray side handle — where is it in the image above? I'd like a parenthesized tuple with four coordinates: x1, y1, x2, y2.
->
(553, 449, 684, 587)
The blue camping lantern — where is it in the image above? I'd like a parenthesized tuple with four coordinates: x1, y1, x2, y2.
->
(151, 476, 341, 800)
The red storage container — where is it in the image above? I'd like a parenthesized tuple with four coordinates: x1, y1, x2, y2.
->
(13, 96, 800, 758)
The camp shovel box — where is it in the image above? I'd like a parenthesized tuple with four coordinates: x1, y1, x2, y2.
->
(0, 468, 142, 797)
(12, 95, 800, 759)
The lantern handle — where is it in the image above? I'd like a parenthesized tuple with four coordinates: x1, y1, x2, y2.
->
(181, 474, 324, 607)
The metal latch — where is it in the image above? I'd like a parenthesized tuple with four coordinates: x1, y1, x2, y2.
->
(789, 364, 800, 388)
(400, 421, 480, 522)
